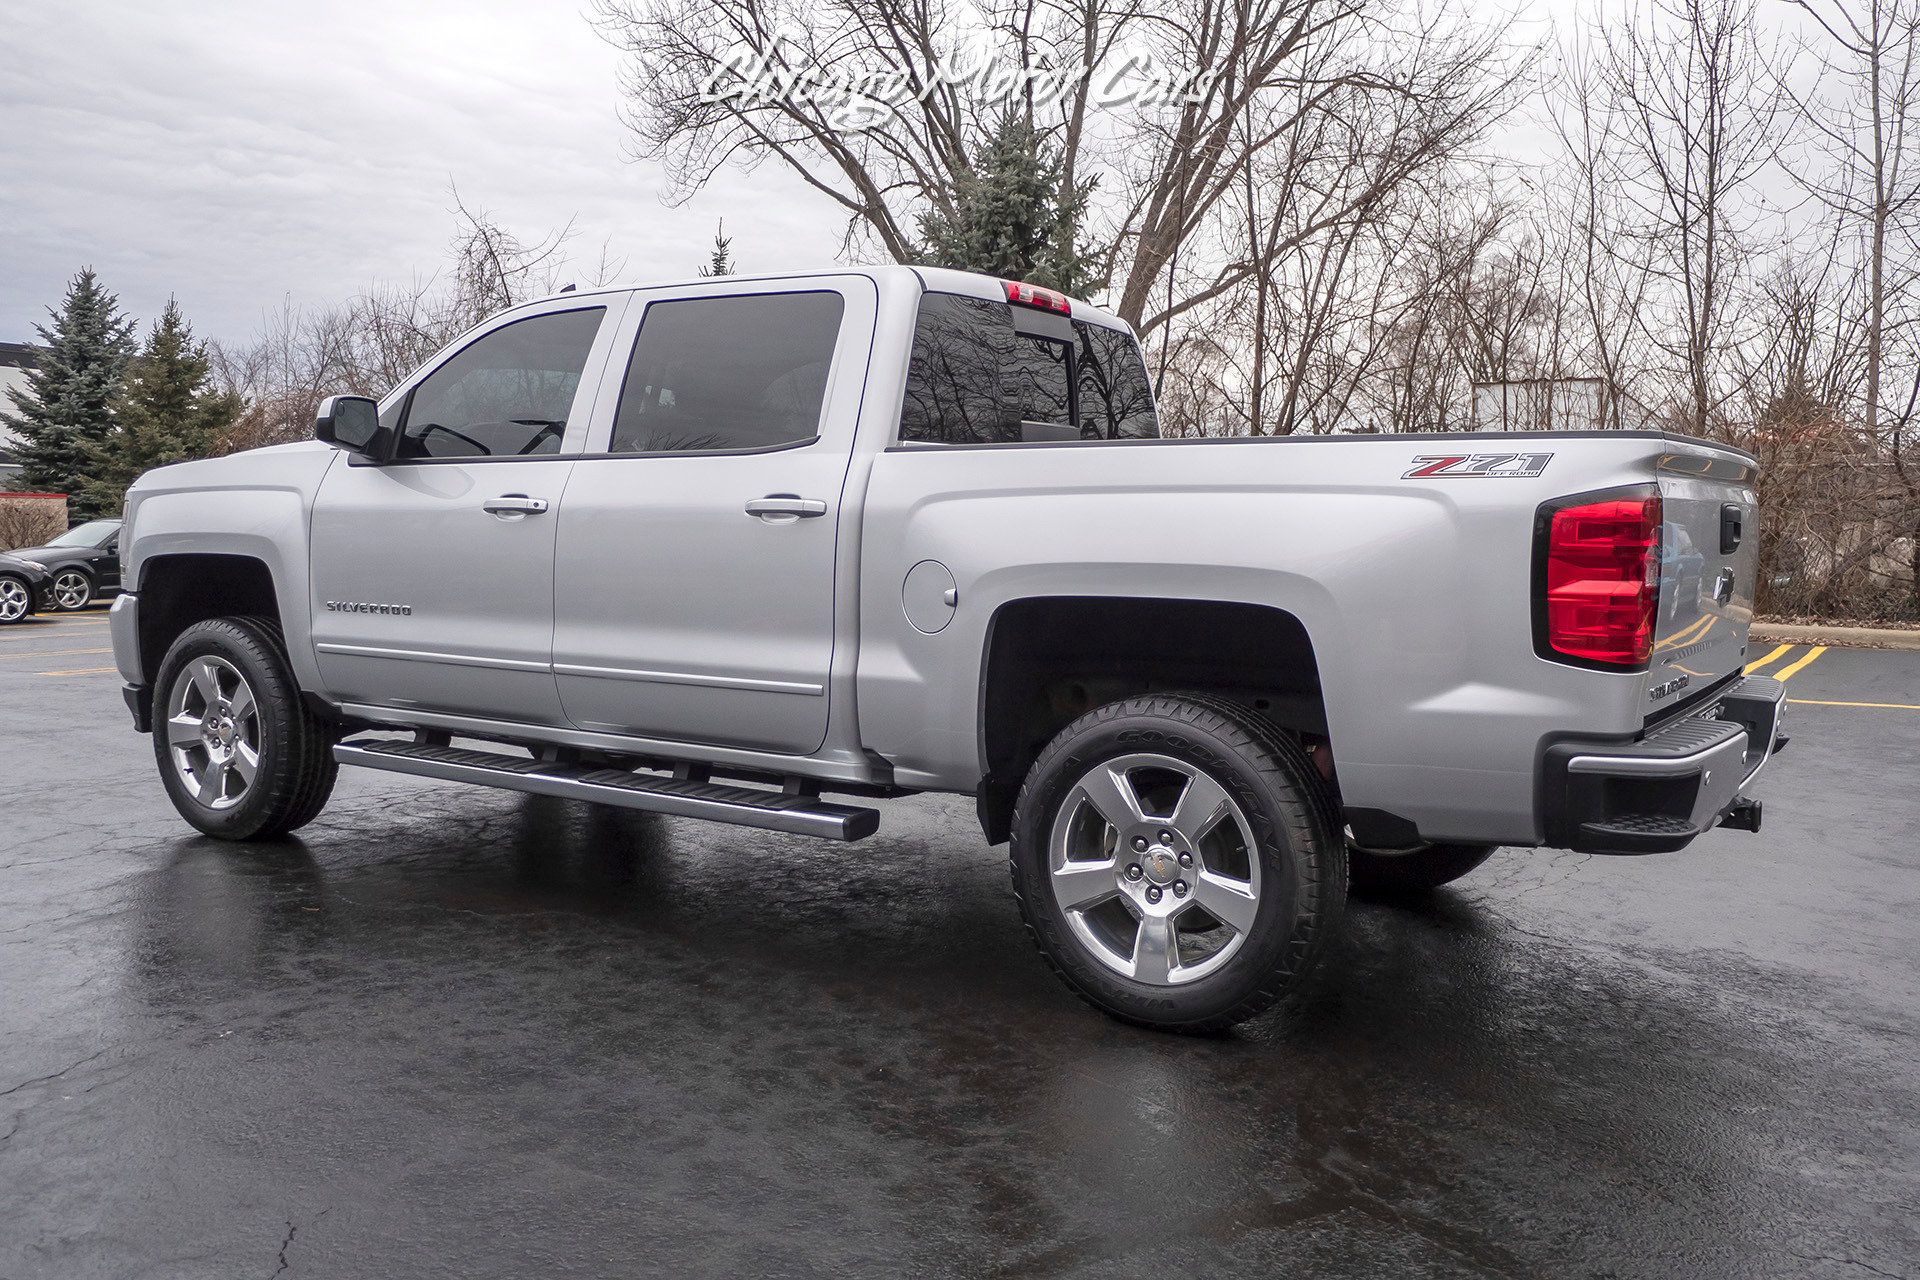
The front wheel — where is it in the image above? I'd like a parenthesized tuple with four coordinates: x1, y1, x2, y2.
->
(50, 568, 93, 610)
(152, 617, 338, 839)
(1009, 694, 1346, 1033)
(1347, 842, 1496, 898)
(0, 574, 33, 623)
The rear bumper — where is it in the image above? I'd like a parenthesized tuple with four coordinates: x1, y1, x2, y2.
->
(1540, 676, 1786, 854)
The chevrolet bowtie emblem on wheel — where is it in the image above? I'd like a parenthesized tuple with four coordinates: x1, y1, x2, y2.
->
(1403, 452, 1554, 479)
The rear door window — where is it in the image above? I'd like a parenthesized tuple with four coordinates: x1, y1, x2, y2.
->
(610, 292, 845, 454)
(398, 307, 606, 459)
(897, 292, 1158, 444)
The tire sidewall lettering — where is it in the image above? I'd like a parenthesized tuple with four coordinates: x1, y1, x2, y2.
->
(1010, 697, 1324, 1026)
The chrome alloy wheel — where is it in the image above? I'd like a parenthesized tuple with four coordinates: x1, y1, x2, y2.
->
(1047, 752, 1263, 985)
(0, 576, 29, 622)
(50, 569, 92, 610)
(164, 656, 261, 811)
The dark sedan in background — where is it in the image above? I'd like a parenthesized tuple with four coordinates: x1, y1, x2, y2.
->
(3, 518, 122, 611)
(0, 553, 55, 624)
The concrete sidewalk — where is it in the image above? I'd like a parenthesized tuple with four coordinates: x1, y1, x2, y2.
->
(1750, 621, 1920, 650)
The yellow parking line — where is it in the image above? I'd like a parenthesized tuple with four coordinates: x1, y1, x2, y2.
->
(1656, 615, 1716, 651)
(1787, 698, 1920, 710)
(0, 647, 113, 659)
(35, 666, 118, 676)
(1774, 646, 1828, 680)
(1744, 643, 1794, 673)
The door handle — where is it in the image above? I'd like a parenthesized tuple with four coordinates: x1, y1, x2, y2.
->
(483, 494, 549, 518)
(745, 496, 828, 519)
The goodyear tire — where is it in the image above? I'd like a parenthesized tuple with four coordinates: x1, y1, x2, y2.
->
(152, 616, 338, 840)
(1009, 694, 1346, 1033)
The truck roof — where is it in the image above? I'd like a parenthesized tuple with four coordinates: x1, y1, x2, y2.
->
(517, 264, 1134, 336)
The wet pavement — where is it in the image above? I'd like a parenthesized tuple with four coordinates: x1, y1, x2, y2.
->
(3, 609, 1916, 1278)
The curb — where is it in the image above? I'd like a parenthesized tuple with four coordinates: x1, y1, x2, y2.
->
(1749, 623, 1920, 651)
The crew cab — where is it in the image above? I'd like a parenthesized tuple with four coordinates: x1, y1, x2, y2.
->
(108, 266, 1784, 1031)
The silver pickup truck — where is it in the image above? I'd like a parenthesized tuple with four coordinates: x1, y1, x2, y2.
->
(108, 266, 1785, 1031)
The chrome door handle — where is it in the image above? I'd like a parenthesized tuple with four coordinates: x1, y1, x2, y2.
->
(745, 496, 828, 519)
(483, 494, 549, 517)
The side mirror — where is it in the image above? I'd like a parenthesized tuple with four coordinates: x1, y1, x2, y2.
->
(315, 395, 386, 457)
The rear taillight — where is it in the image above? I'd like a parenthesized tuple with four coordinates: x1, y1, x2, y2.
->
(1003, 280, 1071, 315)
(1539, 490, 1661, 667)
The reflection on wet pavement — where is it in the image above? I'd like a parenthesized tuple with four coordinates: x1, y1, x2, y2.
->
(3, 646, 1917, 1278)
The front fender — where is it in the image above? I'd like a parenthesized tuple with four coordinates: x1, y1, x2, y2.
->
(123, 447, 339, 693)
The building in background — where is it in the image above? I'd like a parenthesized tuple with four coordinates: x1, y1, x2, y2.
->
(0, 342, 34, 489)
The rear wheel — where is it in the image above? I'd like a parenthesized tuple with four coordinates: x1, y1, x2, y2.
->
(1009, 694, 1346, 1032)
(1347, 842, 1496, 898)
(0, 574, 32, 623)
(50, 568, 93, 610)
(152, 617, 338, 839)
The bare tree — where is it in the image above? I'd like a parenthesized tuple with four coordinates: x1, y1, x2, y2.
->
(212, 197, 592, 451)
(1786, 0, 1920, 611)
(1545, 43, 1661, 431)
(597, 0, 1523, 335)
(1787, 0, 1920, 433)
(1588, 0, 1784, 436)
(1105, 0, 1524, 337)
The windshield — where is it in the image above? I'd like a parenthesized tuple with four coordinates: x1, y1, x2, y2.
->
(48, 520, 120, 548)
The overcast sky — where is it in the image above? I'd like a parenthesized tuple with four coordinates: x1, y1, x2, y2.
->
(0, 0, 854, 345)
(1, 0, 1648, 348)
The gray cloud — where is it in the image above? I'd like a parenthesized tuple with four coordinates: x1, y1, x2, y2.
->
(0, 0, 847, 344)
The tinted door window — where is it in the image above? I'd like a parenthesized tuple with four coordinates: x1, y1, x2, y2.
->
(898, 292, 1159, 443)
(398, 307, 606, 459)
(611, 292, 845, 454)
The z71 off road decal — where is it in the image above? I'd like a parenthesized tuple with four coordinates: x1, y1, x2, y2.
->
(1402, 452, 1554, 479)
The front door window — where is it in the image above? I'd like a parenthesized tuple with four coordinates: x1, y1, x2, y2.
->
(397, 307, 606, 459)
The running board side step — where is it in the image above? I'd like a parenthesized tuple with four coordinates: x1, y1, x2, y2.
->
(333, 739, 880, 841)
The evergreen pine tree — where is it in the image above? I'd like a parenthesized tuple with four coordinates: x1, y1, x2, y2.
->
(918, 115, 1101, 297)
(1, 269, 136, 517)
(698, 220, 735, 276)
(79, 299, 240, 515)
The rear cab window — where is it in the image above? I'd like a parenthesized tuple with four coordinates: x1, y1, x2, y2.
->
(898, 291, 1158, 445)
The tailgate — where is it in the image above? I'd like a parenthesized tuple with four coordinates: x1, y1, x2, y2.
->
(1648, 445, 1759, 716)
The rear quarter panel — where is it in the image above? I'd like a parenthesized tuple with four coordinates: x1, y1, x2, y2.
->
(857, 434, 1717, 846)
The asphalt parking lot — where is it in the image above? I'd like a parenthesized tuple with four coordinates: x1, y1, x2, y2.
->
(3, 606, 1916, 1279)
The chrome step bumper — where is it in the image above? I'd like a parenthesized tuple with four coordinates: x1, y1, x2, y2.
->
(334, 739, 880, 841)
(1540, 675, 1787, 854)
